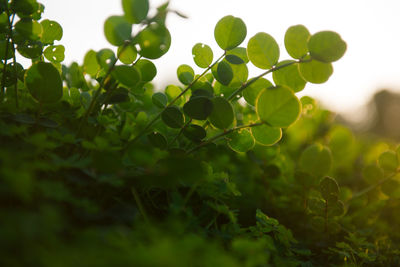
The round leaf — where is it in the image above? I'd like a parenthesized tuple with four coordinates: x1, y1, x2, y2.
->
(40, 19, 63, 45)
(104, 16, 132, 46)
(43, 45, 65, 63)
(118, 43, 137, 64)
(122, 0, 149, 24)
(256, 86, 301, 127)
(362, 164, 384, 185)
(183, 124, 207, 142)
(299, 144, 332, 177)
(299, 59, 333, 84)
(15, 19, 42, 41)
(308, 31, 346, 63)
(228, 129, 255, 153)
(112, 65, 141, 87)
(152, 92, 167, 108)
(208, 97, 234, 129)
(161, 106, 185, 128)
(25, 62, 63, 104)
(243, 78, 273, 106)
(96, 48, 116, 71)
(251, 124, 282, 146)
(226, 47, 249, 63)
(378, 150, 398, 172)
(135, 59, 157, 82)
(247, 32, 279, 69)
(177, 64, 194, 85)
(183, 96, 213, 120)
(319, 176, 340, 201)
(147, 132, 167, 149)
(214, 61, 233, 86)
(165, 85, 182, 105)
(137, 24, 171, 59)
(272, 60, 306, 92)
(192, 43, 213, 68)
(214, 15, 247, 50)
(284, 25, 310, 59)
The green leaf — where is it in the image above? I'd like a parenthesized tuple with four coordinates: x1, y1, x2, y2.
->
(256, 86, 301, 127)
(299, 58, 333, 84)
(118, 43, 137, 64)
(251, 124, 282, 146)
(122, 0, 149, 24)
(272, 60, 306, 92)
(135, 59, 157, 82)
(192, 43, 213, 68)
(247, 32, 279, 69)
(104, 15, 132, 46)
(161, 106, 184, 128)
(83, 50, 100, 76)
(43, 45, 65, 63)
(284, 25, 310, 59)
(214, 15, 247, 50)
(40, 19, 63, 45)
(308, 31, 346, 62)
(208, 97, 234, 129)
(328, 200, 345, 217)
(165, 85, 182, 105)
(214, 61, 233, 86)
(177, 64, 194, 85)
(152, 92, 167, 108)
(112, 65, 141, 87)
(378, 150, 398, 172)
(226, 47, 248, 63)
(25, 62, 63, 104)
(11, 0, 38, 16)
(16, 40, 42, 59)
(299, 144, 332, 177)
(191, 89, 213, 99)
(243, 78, 272, 106)
(147, 132, 167, 149)
(183, 96, 213, 120)
(225, 54, 244, 65)
(0, 40, 14, 60)
(137, 24, 171, 59)
(363, 164, 384, 185)
(320, 176, 340, 202)
(97, 48, 116, 71)
(183, 124, 207, 142)
(228, 129, 255, 153)
(15, 18, 42, 41)
(106, 87, 129, 104)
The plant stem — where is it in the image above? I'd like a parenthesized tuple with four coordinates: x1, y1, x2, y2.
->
(131, 186, 149, 223)
(126, 52, 226, 147)
(347, 171, 399, 203)
(167, 118, 192, 148)
(1, 10, 15, 99)
(187, 122, 263, 154)
(227, 60, 298, 101)
(76, 41, 130, 136)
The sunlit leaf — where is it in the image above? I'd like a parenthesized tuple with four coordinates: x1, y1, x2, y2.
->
(122, 0, 149, 24)
(256, 85, 300, 127)
(104, 15, 132, 46)
(214, 15, 247, 50)
(284, 25, 310, 59)
(177, 64, 194, 85)
(228, 129, 254, 153)
(272, 60, 306, 92)
(299, 58, 333, 84)
(308, 31, 346, 62)
(25, 62, 62, 104)
(192, 43, 213, 68)
(137, 24, 171, 59)
(40, 19, 63, 45)
(251, 124, 282, 146)
(247, 32, 279, 69)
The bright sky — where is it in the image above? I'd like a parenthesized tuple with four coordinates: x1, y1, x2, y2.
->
(38, 0, 400, 119)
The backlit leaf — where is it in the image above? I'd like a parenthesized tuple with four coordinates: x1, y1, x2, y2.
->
(243, 78, 273, 106)
(214, 15, 247, 50)
(284, 25, 310, 59)
(192, 43, 213, 68)
(118, 43, 137, 64)
(299, 58, 333, 84)
(308, 31, 346, 62)
(256, 86, 300, 127)
(299, 144, 332, 177)
(104, 15, 132, 46)
(209, 97, 234, 129)
(272, 60, 306, 92)
(25, 62, 63, 104)
(40, 19, 62, 45)
(112, 65, 141, 87)
(137, 24, 171, 59)
(247, 32, 279, 69)
(228, 129, 254, 153)
(177, 64, 194, 85)
(251, 124, 282, 146)
(122, 0, 149, 24)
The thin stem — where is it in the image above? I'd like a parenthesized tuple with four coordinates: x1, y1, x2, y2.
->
(187, 122, 263, 154)
(131, 186, 149, 223)
(1, 11, 15, 97)
(126, 52, 226, 147)
(227, 60, 298, 101)
(76, 41, 130, 136)
(347, 171, 399, 203)
(167, 118, 192, 148)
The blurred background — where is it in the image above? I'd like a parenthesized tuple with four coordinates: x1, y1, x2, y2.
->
(37, 0, 400, 135)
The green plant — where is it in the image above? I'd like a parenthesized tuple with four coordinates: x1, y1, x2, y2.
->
(2, 0, 400, 266)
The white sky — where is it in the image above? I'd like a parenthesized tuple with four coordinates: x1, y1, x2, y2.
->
(38, 0, 400, 119)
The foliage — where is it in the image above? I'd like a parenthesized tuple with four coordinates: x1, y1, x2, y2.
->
(1, 0, 400, 266)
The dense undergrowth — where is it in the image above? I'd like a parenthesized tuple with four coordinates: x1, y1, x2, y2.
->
(1, 0, 400, 266)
